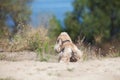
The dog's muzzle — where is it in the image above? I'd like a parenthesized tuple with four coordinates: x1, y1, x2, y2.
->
(54, 40, 70, 53)
(54, 44, 61, 53)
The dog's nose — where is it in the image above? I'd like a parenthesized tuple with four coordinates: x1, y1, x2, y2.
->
(55, 49, 59, 53)
(54, 49, 57, 52)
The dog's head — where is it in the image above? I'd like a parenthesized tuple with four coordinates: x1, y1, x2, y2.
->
(54, 32, 72, 53)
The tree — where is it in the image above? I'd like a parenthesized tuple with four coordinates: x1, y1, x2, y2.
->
(64, 12, 81, 41)
(0, 0, 32, 38)
(48, 16, 63, 40)
(64, 0, 120, 44)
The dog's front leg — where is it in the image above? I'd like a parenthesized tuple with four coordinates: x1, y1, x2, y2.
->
(59, 48, 72, 63)
(59, 55, 70, 63)
(58, 52, 63, 62)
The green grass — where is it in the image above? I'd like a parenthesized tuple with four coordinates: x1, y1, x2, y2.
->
(0, 54, 6, 60)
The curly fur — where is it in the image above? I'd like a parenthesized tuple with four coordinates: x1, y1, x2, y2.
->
(54, 32, 83, 63)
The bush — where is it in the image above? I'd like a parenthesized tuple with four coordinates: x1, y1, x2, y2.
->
(0, 25, 53, 53)
(0, 24, 56, 62)
(76, 37, 120, 60)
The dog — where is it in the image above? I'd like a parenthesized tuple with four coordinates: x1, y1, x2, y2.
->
(54, 32, 83, 63)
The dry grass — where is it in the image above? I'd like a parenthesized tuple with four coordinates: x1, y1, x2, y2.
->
(0, 25, 54, 61)
(0, 25, 119, 62)
(0, 25, 51, 52)
(76, 37, 120, 60)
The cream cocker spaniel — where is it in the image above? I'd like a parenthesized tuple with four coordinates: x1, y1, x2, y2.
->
(54, 32, 83, 63)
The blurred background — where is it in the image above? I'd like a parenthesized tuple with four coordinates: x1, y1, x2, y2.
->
(0, 0, 120, 61)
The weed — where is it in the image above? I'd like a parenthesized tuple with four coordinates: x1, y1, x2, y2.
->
(0, 54, 6, 60)
(0, 77, 15, 80)
(36, 48, 50, 62)
(67, 67, 74, 72)
(48, 72, 52, 76)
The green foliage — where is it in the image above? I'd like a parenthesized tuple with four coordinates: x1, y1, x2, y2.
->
(64, 13, 81, 41)
(0, 0, 32, 38)
(0, 54, 6, 60)
(64, 0, 120, 44)
(36, 47, 50, 62)
(48, 16, 63, 40)
(28, 32, 42, 50)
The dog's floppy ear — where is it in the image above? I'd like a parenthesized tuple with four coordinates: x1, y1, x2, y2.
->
(57, 38, 62, 45)
(54, 38, 63, 53)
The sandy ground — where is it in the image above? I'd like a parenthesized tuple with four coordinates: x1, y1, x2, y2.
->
(0, 56, 120, 80)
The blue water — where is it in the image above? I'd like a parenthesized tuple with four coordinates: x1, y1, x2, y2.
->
(31, 0, 74, 27)
(6, 0, 74, 28)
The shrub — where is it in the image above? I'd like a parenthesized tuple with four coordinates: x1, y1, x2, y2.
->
(1, 25, 53, 53)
